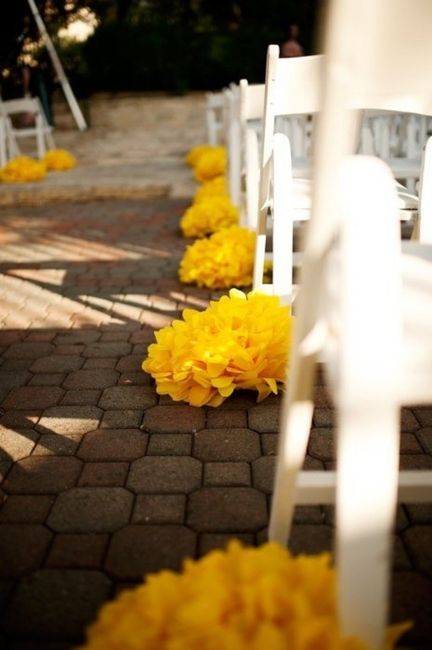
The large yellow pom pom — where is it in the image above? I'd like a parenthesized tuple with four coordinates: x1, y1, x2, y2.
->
(80, 539, 407, 650)
(180, 196, 238, 238)
(194, 147, 227, 182)
(143, 289, 293, 407)
(43, 149, 76, 171)
(0, 156, 46, 183)
(179, 226, 255, 289)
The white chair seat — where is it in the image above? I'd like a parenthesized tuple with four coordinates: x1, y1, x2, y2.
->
(324, 240, 432, 404)
(286, 177, 418, 220)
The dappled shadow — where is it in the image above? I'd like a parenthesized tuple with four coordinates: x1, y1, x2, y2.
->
(0, 199, 211, 331)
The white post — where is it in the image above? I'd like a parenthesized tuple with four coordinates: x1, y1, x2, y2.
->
(27, 0, 87, 131)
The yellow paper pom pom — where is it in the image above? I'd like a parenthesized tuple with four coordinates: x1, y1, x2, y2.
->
(180, 196, 238, 238)
(80, 540, 408, 650)
(194, 147, 227, 182)
(185, 144, 214, 167)
(179, 226, 255, 289)
(194, 175, 227, 203)
(0, 156, 46, 183)
(43, 149, 76, 171)
(143, 289, 293, 407)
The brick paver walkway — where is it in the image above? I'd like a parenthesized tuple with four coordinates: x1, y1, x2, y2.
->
(0, 199, 431, 649)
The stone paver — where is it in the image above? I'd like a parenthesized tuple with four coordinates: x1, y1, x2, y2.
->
(98, 385, 156, 409)
(2, 387, 65, 410)
(47, 487, 133, 533)
(2, 570, 111, 642)
(193, 428, 260, 461)
(142, 405, 205, 433)
(46, 534, 109, 569)
(63, 369, 119, 389)
(0, 495, 54, 524)
(0, 524, 52, 577)
(78, 462, 129, 487)
(128, 456, 202, 493)
(99, 409, 143, 428)
(37, 406, 102, 436)
(403, 526, 432, 577)
(3, 457, 82, 494)
(0, 428, 39, 461)
(248, 403, 280, 432)
(77, 428, 148, 461)
(251, 456, 275, 494)
(32, 433, 82, 456)
(105, 525, 196, 579)
(187, 487, 267, 532)
(31, 356, 84, 373)
(132, 494, 186, 524)
(204, 462, 251, 486)
(147, 433, 192, 456)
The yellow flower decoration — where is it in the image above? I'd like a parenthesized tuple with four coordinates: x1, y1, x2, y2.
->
(143, 289, 293, 407)
(185, 144, 215, 167)
(194, 147, 227, 182)
(80, 541, 408, 650)
(194, 175, 227, 203)
(180, 195, 238, 238)
(43, 149, 76, 171)
(179, 226, 255, 289)
(0, 156, 46, 183)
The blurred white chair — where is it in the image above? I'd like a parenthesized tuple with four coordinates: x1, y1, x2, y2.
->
(269, 0, 432, 648)
(238, 80, 264, 227)
(223, 84, 242, 209)
(253, 47, 420, 303)
(0, 97, 55, 161)
(205, 92, 224, 146)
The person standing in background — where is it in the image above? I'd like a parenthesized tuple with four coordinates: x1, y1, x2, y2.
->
(281, 24, 304, 57)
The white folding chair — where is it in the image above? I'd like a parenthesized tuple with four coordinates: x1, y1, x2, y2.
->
(269, 0, 432, 648)
(253, 47, 421, 303)
(238, 80, 264, 227)
(0, 97, 55, 161)
(223, 84, 242, 209)
(205, 92, 225, 146)
(239, 78, 316, 230)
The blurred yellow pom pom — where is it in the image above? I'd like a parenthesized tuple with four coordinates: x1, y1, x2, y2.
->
(43, 149, 76, 171)
(0, 156, 46, 183)
(143, 289, 293, 407)
(193, 175, 227, 203)
(179, 226, 255, 289)
(180, 195, 238, 238)
(184, 144, 214, 167)
(81, 539, 406, 650)
(194, 147, 227, 182)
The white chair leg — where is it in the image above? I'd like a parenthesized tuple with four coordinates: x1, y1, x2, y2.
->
(36, 115, 46, 158)
(0, 119, 6, 166)
(269, 350, 316, 544)
(228, 118, 241, 208)
(273, 132, 294, 303)
(245, 127, 260, 229)
(337, 408, 399, 650)
(336, 156, 402, 649)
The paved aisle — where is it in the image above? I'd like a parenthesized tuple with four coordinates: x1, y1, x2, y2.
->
(0, 199, 431, 648)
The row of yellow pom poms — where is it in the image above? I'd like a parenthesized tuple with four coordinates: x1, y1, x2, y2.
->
(0, 150, 76, 183)
(80, 540, 408, 650)
(181, 145, 239, 237)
